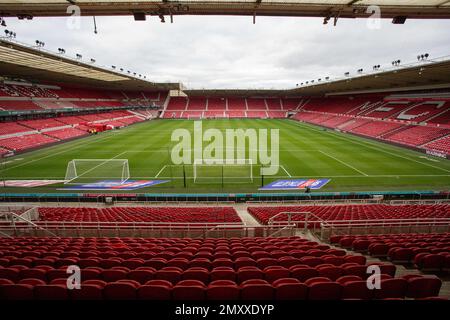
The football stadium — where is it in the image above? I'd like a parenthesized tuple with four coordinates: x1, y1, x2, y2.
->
(0, 0, 449, 314)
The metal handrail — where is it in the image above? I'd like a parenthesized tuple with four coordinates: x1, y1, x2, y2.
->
(268, 224, 296, 238)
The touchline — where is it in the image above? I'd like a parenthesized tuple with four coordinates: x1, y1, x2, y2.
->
(170, 121, 280, 175)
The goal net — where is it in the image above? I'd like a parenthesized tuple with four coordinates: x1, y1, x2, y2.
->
(193, 159, 253, 184)
(64, 159, 130, 184)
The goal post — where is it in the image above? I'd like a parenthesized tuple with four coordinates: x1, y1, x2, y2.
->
(64, 159, 130, 184)
(193, 159, 253, 184)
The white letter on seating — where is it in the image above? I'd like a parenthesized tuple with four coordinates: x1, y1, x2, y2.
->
(66, 265, 81, 290)
(366, 265, 381, 290)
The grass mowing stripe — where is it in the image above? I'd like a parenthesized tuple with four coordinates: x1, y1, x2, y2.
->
(286, 120, 450, 173)
(319, 150, 368, 176)
(1, 119, 450, 193)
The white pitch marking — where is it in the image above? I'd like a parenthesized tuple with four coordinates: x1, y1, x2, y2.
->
(319, 150, 368, 176)
(290, 120, 450, 173)
(419, 156, 440, 163)
(155, 165, 167, 178)
(280, 165, 292, 177)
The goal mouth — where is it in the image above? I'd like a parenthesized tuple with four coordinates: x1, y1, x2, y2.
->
(64, 159, 130, 185)
(193, 159, 254, 184)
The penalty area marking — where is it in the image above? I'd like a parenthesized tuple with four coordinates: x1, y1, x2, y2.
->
(319, 150, 368, 177)
(280, 165, 292, 177)
(419, 156, 440, 163)
(155, 165, 167, 178)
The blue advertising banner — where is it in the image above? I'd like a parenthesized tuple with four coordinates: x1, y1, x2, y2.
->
(259, 179, 330, 190)
(62, 180, 170, 191)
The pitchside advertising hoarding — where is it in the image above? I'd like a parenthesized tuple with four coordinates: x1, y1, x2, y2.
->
(259, 179, 330, 191)
(62, 180, 170, 190)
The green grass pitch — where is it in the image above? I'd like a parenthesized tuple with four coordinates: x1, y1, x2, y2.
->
(1, 118, 449, 194)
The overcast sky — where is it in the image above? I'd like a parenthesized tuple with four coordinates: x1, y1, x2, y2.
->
(3, 15, 450, 89)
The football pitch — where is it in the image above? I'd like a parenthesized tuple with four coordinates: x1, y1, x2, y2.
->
(1, 118, 450, 194)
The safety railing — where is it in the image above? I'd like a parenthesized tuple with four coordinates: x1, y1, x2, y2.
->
(0, 220, 297, 239)
(318, 218, 450, 241)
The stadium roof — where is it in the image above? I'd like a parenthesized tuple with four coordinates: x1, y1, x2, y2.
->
(1, 1, 450, 19)
(285, 57, 450, 96)
(185, 58, 450, 97)
(1, 37, 450, 96)
(0, 39, 180, 91)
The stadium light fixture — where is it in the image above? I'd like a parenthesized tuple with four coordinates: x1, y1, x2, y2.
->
(17, 14, 33, 20)
(417, 53, 430, 61)
(90, 58, 96, 63)
(58, 48, 66, 54)
(76, 54, 82, 59)
(159, 14, 166, 23)
(325, 77, 329, 81)
(357, 69, 363, 73)
(4, 30, 16, 39)
(0, 18, 6, 27)
(35, 40, 45, 47)
(344, 72, 350, 76)
(111, 66, 116, 69)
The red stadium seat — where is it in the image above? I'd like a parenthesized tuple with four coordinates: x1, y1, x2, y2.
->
(34, 284, 69, 300)
(207, 280, 240, 300)
(173, 280, 206, 300)
(240, 279, 274, 300)
(308, 282, 342, 300)
(406, 277, 442, 299)
(103, 282, 137, 300)
(272, 278, 308, 300)
(138, 280, 173, 300)
(0, 284, 34, 300)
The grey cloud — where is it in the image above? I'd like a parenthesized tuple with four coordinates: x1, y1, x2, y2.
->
(3, 15, 450, 89)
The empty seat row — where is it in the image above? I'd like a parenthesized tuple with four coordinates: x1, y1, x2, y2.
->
(37, 206, 242, 223)
(248, 204, 450, 226)
(331, 233, 450, 273)
(0, 275, 442, 300)
(1, 259, 390, 285)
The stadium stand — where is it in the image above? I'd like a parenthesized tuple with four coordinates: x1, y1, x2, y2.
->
(385, 126, 450, 147)
(37, 207, 241, 224)
(0, 100, 41, 111)
(266, 98, 282, 110)
(0, 134, 57, 152)
(227, 98, 246, 110)
(0, 109, 148, 155)
(162, 97, 303, 118)
(247, 98, 267, 110)
(330, 233, 449, 273)
(0, 235, 443, 300)
(350, 121, 405, 138)
(292, 94, 450, 154)
(43, 128, 88, 140)
(207, 98, 226, 110)
(423, 135, 450, 155)
(247, 204, 450, 226)
(0, 82, 165, 113)
(187, 97, 207, 110)
(18, 118, 66, 130)
(0, 122, 32, 136)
